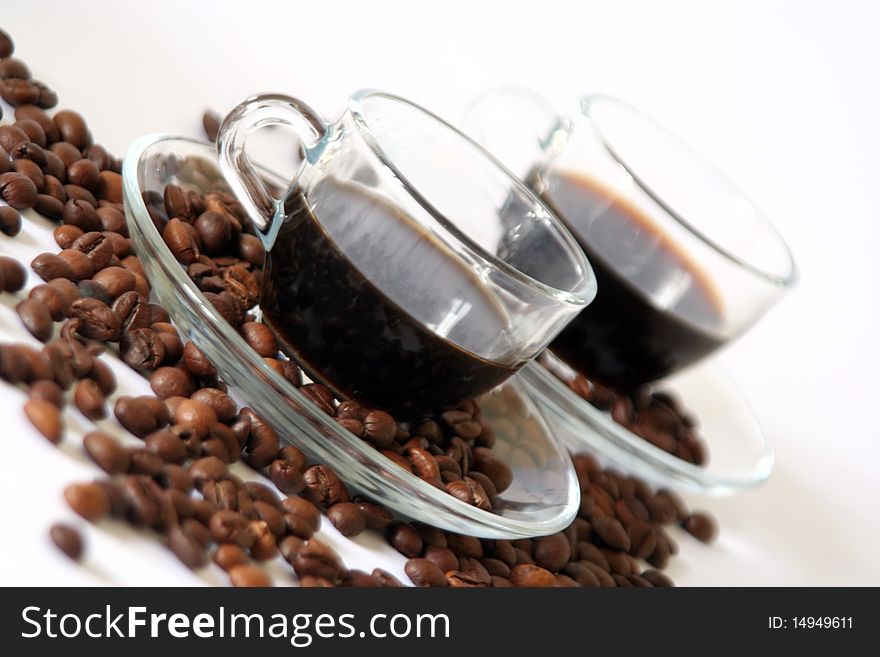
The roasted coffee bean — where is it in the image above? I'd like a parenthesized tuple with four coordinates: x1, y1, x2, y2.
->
(163, 184, 194, 221)
(533, 533, 572, 573)
(189, 388, 236, 423)
(114, 395, 168, 437)
(445, 477, 491, 510)
(422, 546, 458, 574)
(27, 285, 67, 322)
(171, 398, 217, 439)
(195, 211, 231, 254)
(88, 358, 116, 396)
(509, 563, 556, 588)
(71, 232, 114, 271)
(681, 512, 718, 543)
(362, 410, 396, 449)
(149, 366, 196, 400)
(263, 357, 302, 386)
(406, 447, 442, 489)
(229, 565, 271, 587)
(128, 448, 164, 476)
(34, 193, 63, 219)
(208, 510, 250, 547)
(337, 417, 364, 437)
(67, 158, 100, 190)
(83, 431, 130, 474)
(0, 78, 41, 105)
(49, 523, 83, 561)
(458, 557, 492, 585)
(15, 119, 46, 147)
(0, 171, 37, 208)
(591, 517, 630, 552)
(76, 280, 111, 306)
(188, 456, 229, 488)
(239, 321, 277, 358)
(292, 538, 345, 584)
(440, 409, 482, 440)
(327, 502, 366, 537)
(122, 476, 163, 527)
(601, 548, 632, 576)
(40, 340, 74, 388)
(92, 267, 135, 298)
(240, 409, 278, 468)
(0, 29, 14, 58)
(112, 291, 151, 332)
(16, 299, 54, 342)
(302, 464, 349, 507)
(355, 500, 393, 530)
(269, 459, 305, 495)
(156, 464, 193, 494)
(70, 297, 118, 341)
(202, 110, 221, 142)
(384, 522, 422, 558)
(62, 198, 101, 231)
(163, 218, 200, 264)
(0, 255, 26, 291)
(120, 328, 165, 371)
(641, 569, 675, 587)
(300, 383, 335, 416)
(472, 447, 513, 493)
(251, 501, 285, 537)
(53, 110, 91, 149)
(182, 341, 216, 377)
(13, 158, 44, 190)
(30, 380, 64, 408)
(58, 248, 94, 280)
(167, 524, 207, 569)
(446, 533, 483, 559)
(31, 252, 74, 282)
(24, 398, 62, 443)
(15, 106, 59, 142)
(280, 496, 321, 532)
(73, 378, 105, 420)
(214, 544, 250, 572)
(0, 56, 30, 78)
(248, 520, 278, 561)
(64, 482, 110, 522)
(144, 430, 187, 464)
(404, 558, 446, 587)
(335, 401, 366, 421)
(381, 450, 412, 473)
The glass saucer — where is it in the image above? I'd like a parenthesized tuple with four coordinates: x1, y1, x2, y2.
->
(122, 133, 579, 538)
(519, 355, 773, 494)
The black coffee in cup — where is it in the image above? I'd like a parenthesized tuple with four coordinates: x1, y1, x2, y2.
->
(535, 170, 725, 390)
(260, 177, 519, 418)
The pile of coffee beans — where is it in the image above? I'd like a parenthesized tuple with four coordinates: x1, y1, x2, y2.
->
(392, 451, 716, 587)
(0, 24, 716, 586)
(566, 372, 709, 466)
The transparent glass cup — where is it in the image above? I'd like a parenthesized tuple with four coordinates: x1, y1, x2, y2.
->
(217, 90, 596, 418)
(465, 90, 797, 390)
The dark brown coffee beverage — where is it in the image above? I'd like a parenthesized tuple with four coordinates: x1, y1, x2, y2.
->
(535, 170, 725, 391)
(260, 177, 518, 418)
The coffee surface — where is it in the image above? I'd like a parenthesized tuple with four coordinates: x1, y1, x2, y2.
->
(537, 170, 724, 390)
(261, 178, 517, 418)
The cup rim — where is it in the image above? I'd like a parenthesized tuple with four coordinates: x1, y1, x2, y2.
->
(345, 88, 597, 308)
(578, 94, 798, 288)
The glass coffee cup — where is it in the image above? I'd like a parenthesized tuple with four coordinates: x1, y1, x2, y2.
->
(217, 90, 596, 418)
(465, 90, 797, 391)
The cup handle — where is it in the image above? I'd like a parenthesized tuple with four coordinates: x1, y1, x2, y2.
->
(217, 93, 328, 247)
(461, 86, 564, 179)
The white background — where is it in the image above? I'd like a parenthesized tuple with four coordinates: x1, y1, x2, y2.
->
(1, 0, 878, 586)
